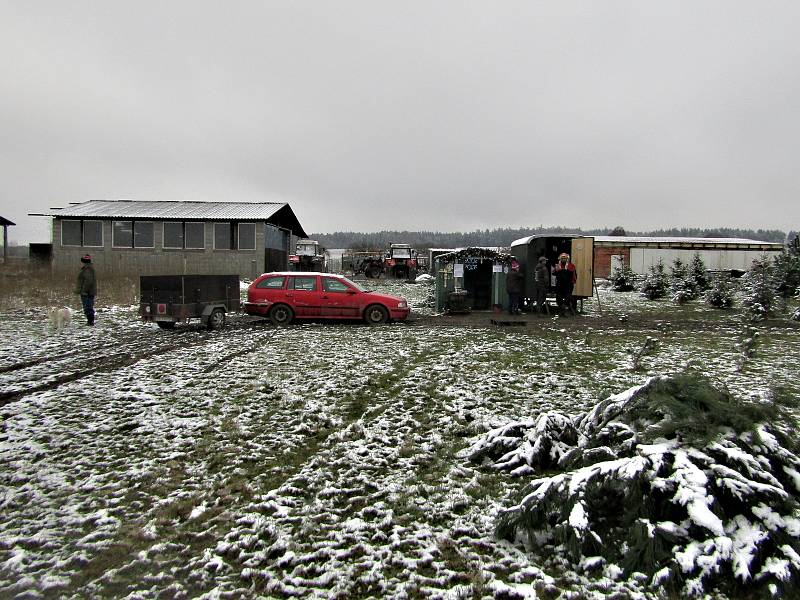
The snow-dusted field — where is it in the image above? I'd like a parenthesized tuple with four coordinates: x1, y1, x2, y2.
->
(1, 282, 798, 599)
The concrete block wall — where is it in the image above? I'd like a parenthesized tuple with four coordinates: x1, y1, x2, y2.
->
(51, 220, 277, 280)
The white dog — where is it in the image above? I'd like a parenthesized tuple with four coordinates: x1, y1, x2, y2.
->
(48, 307, 73, 331)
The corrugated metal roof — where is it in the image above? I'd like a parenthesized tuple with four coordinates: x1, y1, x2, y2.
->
(593, 236, 784, 247)
(47, 200, 287, 221)
(512, 234, 783, 248)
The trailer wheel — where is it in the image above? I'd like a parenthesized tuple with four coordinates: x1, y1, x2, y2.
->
(364, 304, 389, 325)
(156, 321, 176, 330)
(269, 303, 294, 326)
(207, 309, 226, 330)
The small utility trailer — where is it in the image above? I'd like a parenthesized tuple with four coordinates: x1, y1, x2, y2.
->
(139, 275, 240, 330)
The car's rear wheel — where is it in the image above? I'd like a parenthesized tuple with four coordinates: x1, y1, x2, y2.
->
(269, 303, 294, 326)
(207, 308, 225, 330)
(364, 304, 389, 325)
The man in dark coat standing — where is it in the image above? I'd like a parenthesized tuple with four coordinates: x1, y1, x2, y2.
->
(554, 253, 577, 316)
(75, 254, 97, 326)
(506, 263, 524, 315)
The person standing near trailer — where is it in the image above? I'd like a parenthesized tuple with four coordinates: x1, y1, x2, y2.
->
(554, 253, 576, 316)
(534, 256, 550, 315)
(506, 263, 524, 315)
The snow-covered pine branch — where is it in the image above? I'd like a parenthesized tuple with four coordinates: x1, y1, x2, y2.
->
(467, 374, 800, 598)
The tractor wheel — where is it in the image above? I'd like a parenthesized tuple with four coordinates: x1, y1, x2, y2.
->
(394, 266, 408, 280)
(207, 308, 226, 330)
(156, 321, 176, 330)
(364, 304, 389, 325)
(365, 265, 381, 279)
(269, 303, 294, 326)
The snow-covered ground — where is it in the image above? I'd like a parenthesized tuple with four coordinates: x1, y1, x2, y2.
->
(0, 283, 798, 598)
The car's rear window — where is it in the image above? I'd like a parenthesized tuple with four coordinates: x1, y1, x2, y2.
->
(256, 276, 286, 289)
(290, 276, 317, 291)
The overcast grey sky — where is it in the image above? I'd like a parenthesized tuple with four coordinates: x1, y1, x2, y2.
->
(2, 1, 799, 243)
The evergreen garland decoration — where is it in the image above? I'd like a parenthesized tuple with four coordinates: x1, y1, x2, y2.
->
(467, 375, 800, 598)
(435, 247, 514, 266)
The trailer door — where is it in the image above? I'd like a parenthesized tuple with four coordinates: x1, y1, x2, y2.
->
(571, 237, 594, 298)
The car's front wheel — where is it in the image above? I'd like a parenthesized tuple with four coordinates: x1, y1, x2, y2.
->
(269, 303, 294, 326)
(364, 304, 389, 325)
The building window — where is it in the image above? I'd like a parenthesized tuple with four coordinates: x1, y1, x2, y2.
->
(62, 220, 103, 247)
(185, 222, 204, 249)
(134, 222, 154, 248)
(62, 220, 82, 246)
(113, 221, 133, 247)
(115, 221, 155, 248)
(238, 223, 256, 250)
(214, 222, 232, 250)
(265, 224, 288, 250)
(83, 221, 103, 247)
(163, 222, 205, 249)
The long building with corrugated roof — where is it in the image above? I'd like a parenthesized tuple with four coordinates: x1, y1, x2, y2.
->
(30, 199, 308, 277)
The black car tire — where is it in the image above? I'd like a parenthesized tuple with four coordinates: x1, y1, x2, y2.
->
(364, 304, 389, 325)
(269, 304, 294, 326)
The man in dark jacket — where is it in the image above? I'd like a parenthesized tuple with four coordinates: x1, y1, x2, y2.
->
(533, 256, 550, 315)
(506, 264, 524, 315)
(554, 253, 577, 316)
(74, 254, 97, 326)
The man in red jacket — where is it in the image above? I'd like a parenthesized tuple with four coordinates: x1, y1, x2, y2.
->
(553, 253, 577, 316)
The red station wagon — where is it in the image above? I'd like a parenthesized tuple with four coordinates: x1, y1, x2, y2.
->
(243, 272, 411, 325)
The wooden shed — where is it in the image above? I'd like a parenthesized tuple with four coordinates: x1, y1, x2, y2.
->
(434, 248, 514, 313)
(0, 216, 14, 265)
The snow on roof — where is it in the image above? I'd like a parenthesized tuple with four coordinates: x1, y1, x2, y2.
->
(260, 271, 346, 276)
(593, 236, 784, 247)
(511, 234, 784, 248)
(511, 234, 584, 247)
(42, 199, 288, 221)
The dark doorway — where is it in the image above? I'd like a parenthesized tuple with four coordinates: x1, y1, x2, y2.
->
(463, 258, 493, 310)
(265, 248, 287, 272)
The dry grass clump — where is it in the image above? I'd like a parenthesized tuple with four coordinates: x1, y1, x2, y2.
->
(0, 265, 139, 310)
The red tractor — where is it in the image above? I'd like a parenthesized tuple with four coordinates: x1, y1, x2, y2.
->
(384, 243, 418, 279)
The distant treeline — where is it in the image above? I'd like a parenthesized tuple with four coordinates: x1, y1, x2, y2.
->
(311, 226, 793, 250)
